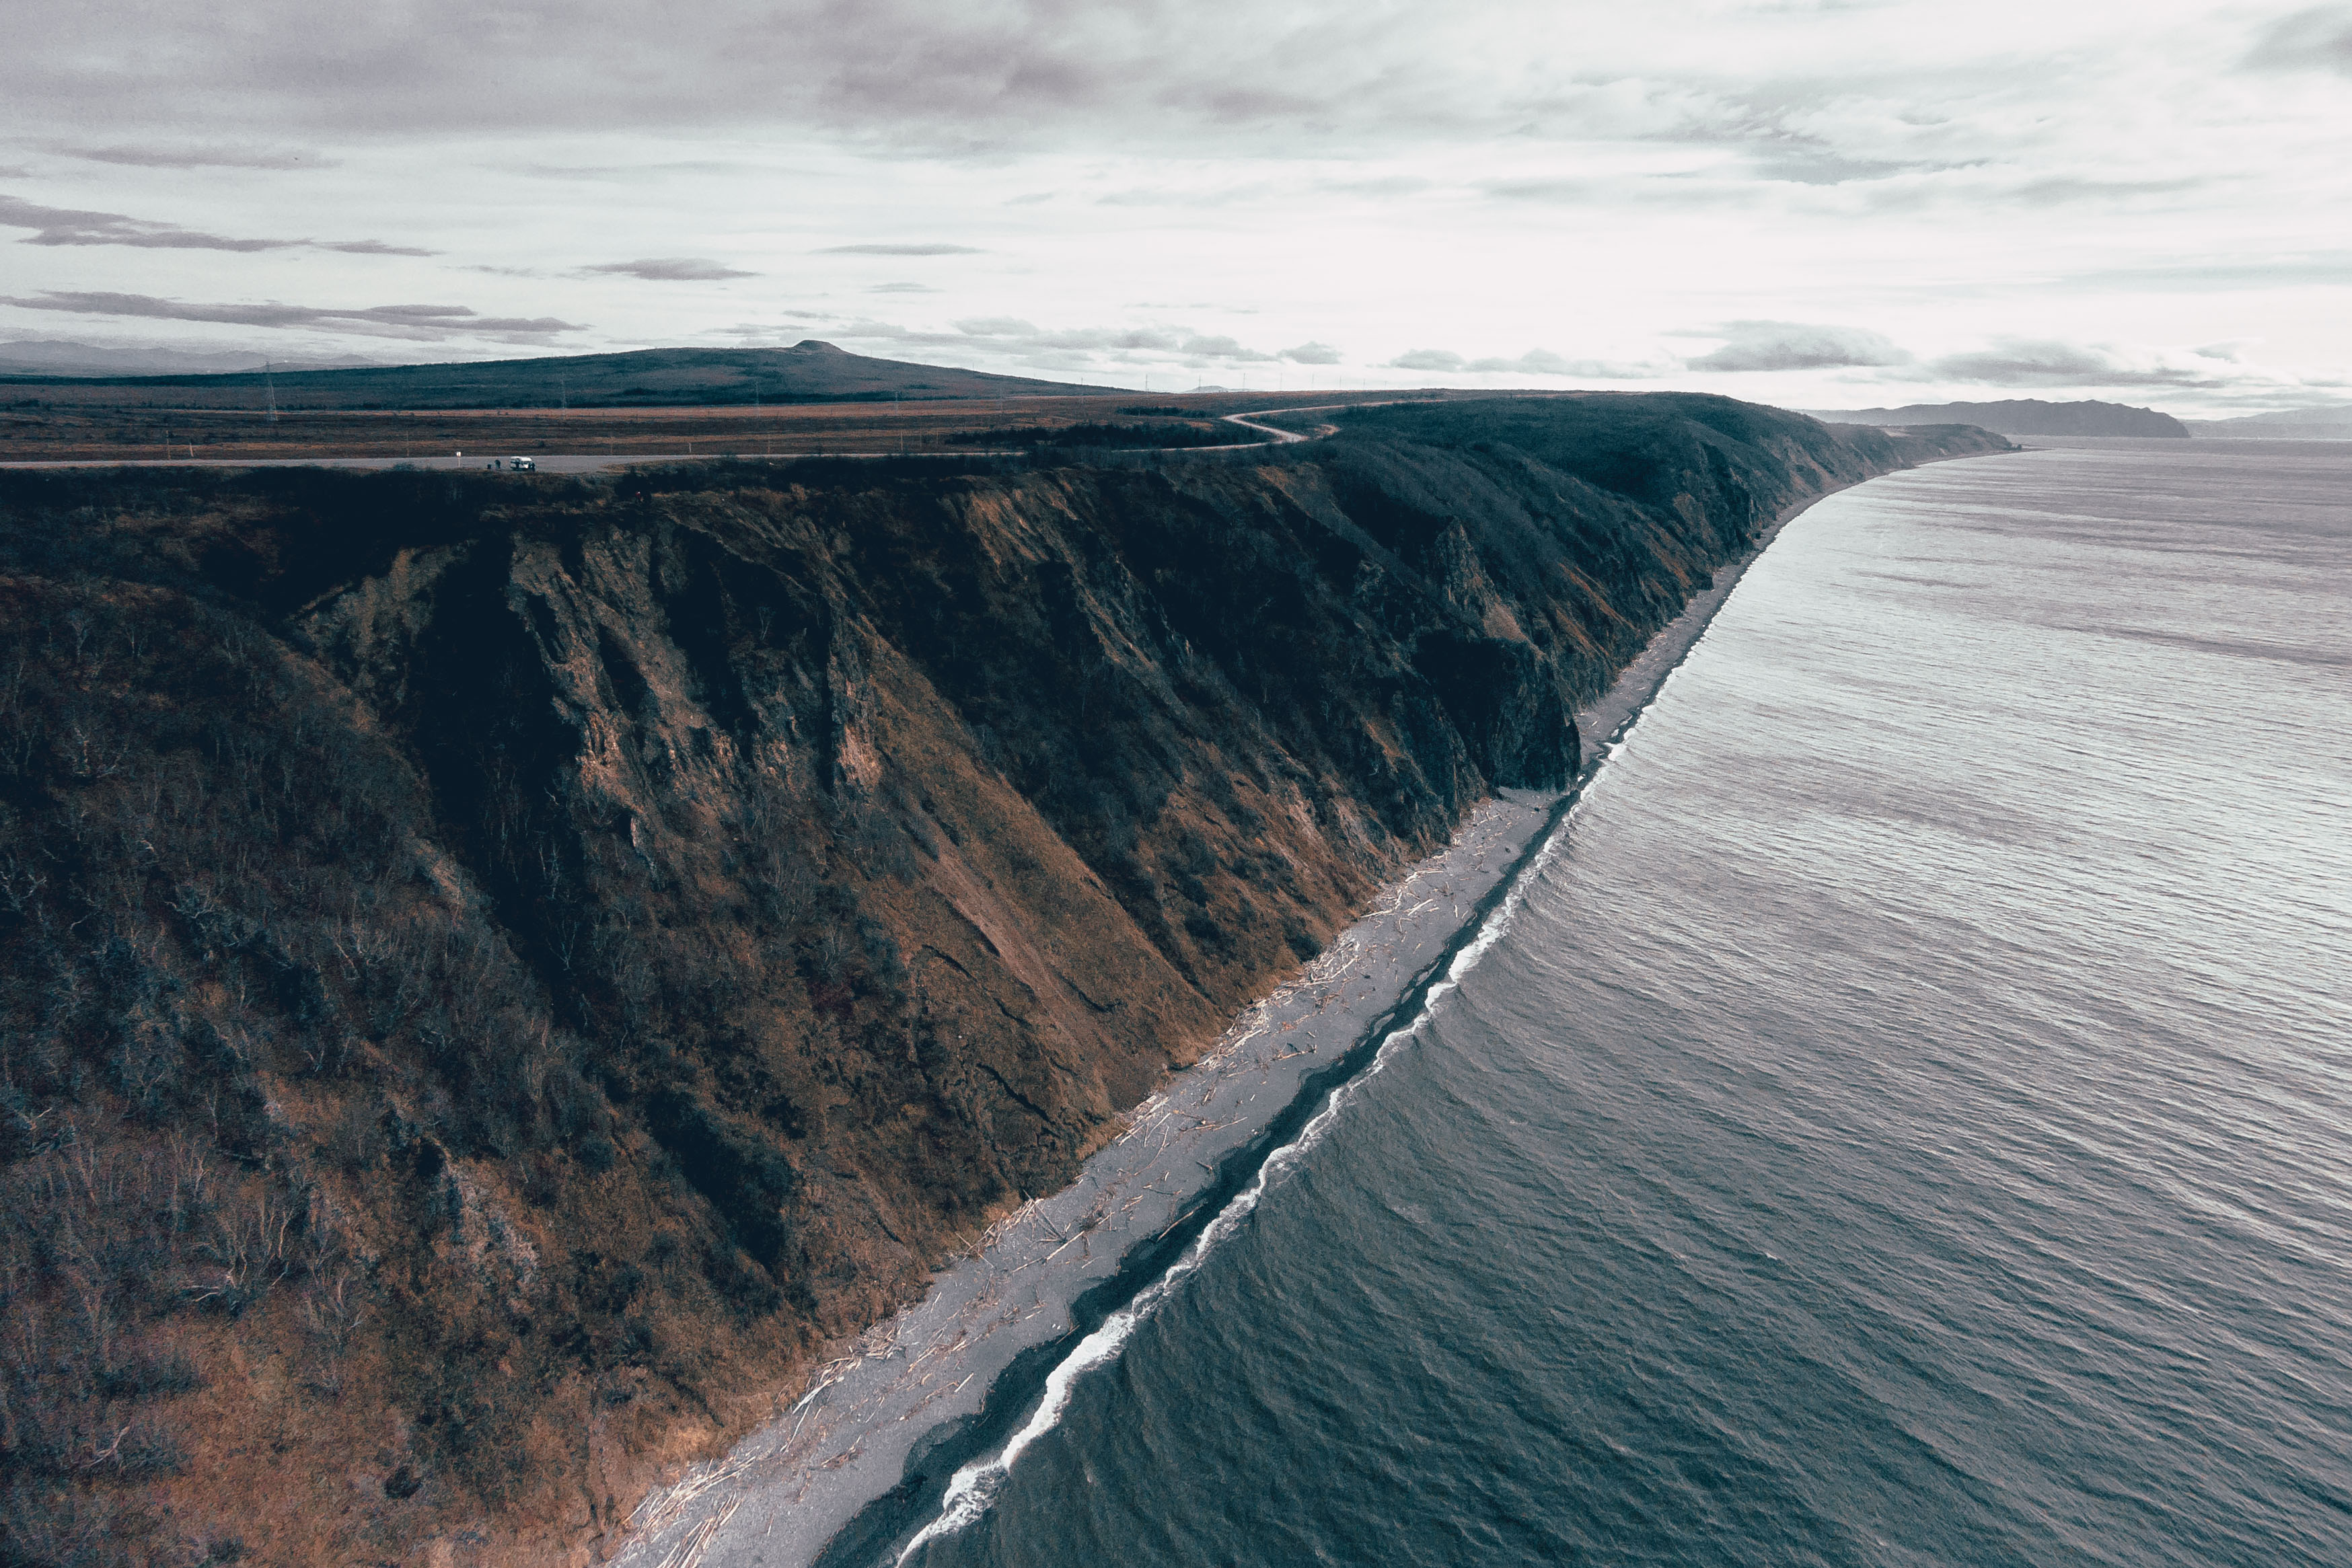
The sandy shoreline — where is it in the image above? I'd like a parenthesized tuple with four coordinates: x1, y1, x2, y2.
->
(609, 478, 1842, 1568)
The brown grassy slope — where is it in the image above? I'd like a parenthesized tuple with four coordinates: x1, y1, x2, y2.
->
(0, 399, 2010, 1567)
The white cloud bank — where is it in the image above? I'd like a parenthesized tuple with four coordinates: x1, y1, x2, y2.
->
(0, 1, 2345, 408)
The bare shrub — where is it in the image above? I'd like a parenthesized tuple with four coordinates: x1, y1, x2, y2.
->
(301, 1273, 367, 1397)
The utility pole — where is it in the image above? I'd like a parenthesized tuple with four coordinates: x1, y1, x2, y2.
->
(264, 361, 278, 426)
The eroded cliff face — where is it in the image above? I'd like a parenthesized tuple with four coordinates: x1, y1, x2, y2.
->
(0, 397, 2008, 1566)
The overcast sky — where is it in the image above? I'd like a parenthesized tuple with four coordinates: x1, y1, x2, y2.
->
(5, 0, 2349, 410)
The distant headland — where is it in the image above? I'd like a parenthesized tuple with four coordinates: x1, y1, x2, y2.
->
(1804, 398, 2189, 438)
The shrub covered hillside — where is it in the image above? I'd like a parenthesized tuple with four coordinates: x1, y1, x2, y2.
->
(0, 396, 2007, 1567)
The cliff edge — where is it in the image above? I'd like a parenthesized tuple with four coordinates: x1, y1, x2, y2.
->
(0, 396, 2006, 1567)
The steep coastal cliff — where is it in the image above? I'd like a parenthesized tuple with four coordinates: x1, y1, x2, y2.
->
(0, 396, 2006, 1567)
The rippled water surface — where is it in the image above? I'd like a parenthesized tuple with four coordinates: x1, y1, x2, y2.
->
(899, 444, 2352, 1567)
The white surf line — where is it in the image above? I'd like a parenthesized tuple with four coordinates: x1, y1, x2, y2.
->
(891, 795, 1578, 1565)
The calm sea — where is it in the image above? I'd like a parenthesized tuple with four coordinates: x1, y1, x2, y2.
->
(878, 441, 2352, 1567)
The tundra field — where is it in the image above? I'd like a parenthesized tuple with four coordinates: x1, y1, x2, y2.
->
(0, 394, 1328, 465)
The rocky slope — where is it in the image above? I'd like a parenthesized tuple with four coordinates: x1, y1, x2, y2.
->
(0, 396, 2007, 1567)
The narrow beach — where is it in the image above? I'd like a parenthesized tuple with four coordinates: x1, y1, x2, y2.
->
(611, 479, 1838, 1568)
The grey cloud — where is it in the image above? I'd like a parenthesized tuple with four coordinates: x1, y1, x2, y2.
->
(2246, 6, 2352, 72)
(1387, 348, 1662, 379)
(819, 244, 983, 255)
(1467, 349, 1598, 377)
(1481, 171, 1770, 215)
(1847, 170, 2207, 218)
(1684, 320, 1911, 373)
(702, 322, 825, 340)
(1, 193, 292, 252)
(2004, 176, 2202, 207)
(1926, 339, 2236, 388)
(321, 239, 437, 256)
(825, 314, 1292, 367)
(868, 282, 938, 293)
(60, 143, 325, 170)
(949, 318, 1181, 353)
(520, 159, 750, 180)
(0, 192, 433, 256)
(582, 257, 756, 280)
(1181, 334, 1275, 363)
(0, 0, 2245, 201)
(0, 2, 1727, 154)
(0, 290, 582, 340)
(1483, 178, 1602, 204)
(1280, 342, 1343, 365)
(1468, 352, 1547, 373)
(2053, 252, 2352, 291)
(1749, 147, 1935, 186)
(1322, 176, 1432, 198)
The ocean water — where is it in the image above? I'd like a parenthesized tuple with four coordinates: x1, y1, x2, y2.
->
(882, 443, 2352, 1567)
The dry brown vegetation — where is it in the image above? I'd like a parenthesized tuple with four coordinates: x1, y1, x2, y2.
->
(0, 398, 2009, 1567)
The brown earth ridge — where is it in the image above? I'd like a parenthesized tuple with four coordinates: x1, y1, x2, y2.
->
(0, 396, 2008, 1567)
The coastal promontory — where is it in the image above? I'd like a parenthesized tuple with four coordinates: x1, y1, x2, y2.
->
(0, 396, 2005, 1566)
(1806, 397, 2189, 437)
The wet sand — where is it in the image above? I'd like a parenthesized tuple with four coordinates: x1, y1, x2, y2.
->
(610, 479, 1848, 1568)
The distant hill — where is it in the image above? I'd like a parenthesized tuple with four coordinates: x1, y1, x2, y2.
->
(1805, 398, 2188, 438)
(2178, 405, 2352, 439)
(0, 338, 386, 377)
(0, 341, 1114, 410)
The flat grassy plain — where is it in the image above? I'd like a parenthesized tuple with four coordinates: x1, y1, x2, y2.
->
(0, 391, 1379, 463)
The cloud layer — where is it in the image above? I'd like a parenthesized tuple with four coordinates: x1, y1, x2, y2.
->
(1683, 322, 1913, 373)
(0, 291, 581, 340)
(0, 3, 2343, 410)
(818, 243, 983, 256)
(57, 143, 326, 170)
(1926, 339, 2246, 389)
(581, 257, 756, 280)
(0, 192, 431, 255)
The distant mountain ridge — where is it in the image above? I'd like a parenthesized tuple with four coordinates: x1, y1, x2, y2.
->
(0, 340, 1111, 409)
(0, 338, 387, 377)
(1805, 398, 2189, 438)
(2178, 405, 2352, 439)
